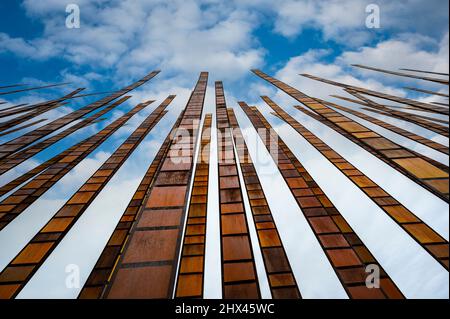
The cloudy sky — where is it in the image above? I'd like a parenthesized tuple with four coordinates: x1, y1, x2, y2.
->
(0, 0, 448, 299)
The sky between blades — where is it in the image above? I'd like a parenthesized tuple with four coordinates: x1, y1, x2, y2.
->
(0, 0, 448, 299)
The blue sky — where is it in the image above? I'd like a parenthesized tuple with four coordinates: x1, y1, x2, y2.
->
(0, 0, 449, 299)
(0, 0, 448, 102)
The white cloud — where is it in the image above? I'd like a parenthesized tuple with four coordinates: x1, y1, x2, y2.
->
(273, 0, 370, 46)
(249, 48, 406, 109)
(339, 31, 450, 86)
(271, 0, 449, 46)
(243, 31, 448, 111)
(0, 0, 265, 82)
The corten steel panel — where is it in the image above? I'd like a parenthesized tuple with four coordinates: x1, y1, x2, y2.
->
(0, 101, 67, 119)
(0, 91, 115, 116)
(0, 89, 84, 133)
(0, 82, 71, 97)
(0, 98, 167, 229)
(174, 114, 212, 298)
(215, 82, 261, 299)
(252, 70, 449, 202)
(332, 93, 450, 131)
(79, 111, 185, 299)
(0, 102, 65, 121)
(0, 103, 141, 198)
(0, 119, 47, 138)
(0, 96, 135, 174)
(362, 106, 449, 135)
(104, 72, 208, 299)
(432, 102, 449, 107)
(345, 90, 450, 132)
(0, 105, 37, 118)
(299, 73, 448, 116)
(0, 97, 170, 299)
(351, 91, 450, 134)
(400, 68, 450, 76)
(227, 108, 301, 299)
(404, 87, 450, 98)
(0, 70, 160, 159)
(295, 103, 450, 204)
(0, 103, 29, 113)
(0, 84, 27, 90)
(0, 91, 113, 119)
(0, 96, 134, 175)
(314, 98, 449, 155)
(263, 96, 449, 270)
(351, 64, 449, 86)
(238, 102, 404, 299)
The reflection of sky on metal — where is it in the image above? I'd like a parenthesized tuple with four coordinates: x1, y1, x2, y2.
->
(0, 81, 447, 299)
